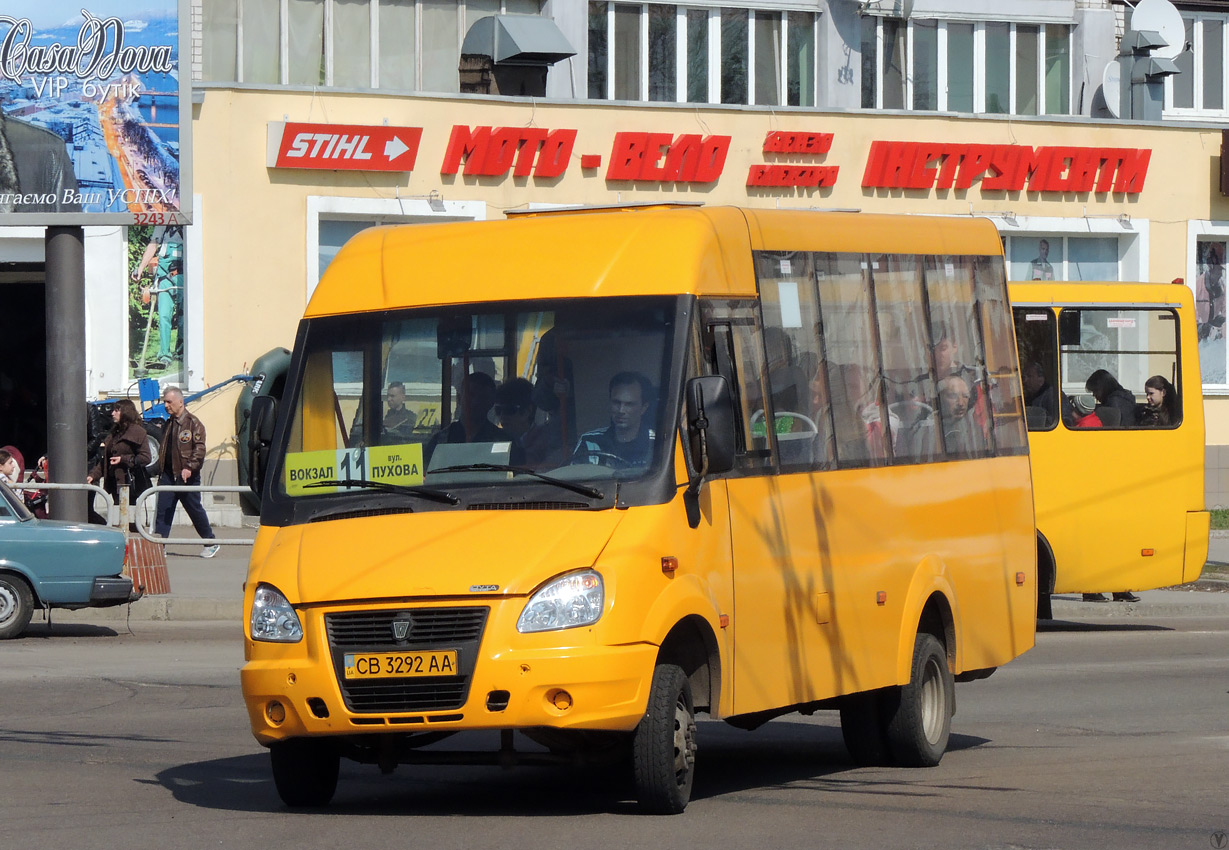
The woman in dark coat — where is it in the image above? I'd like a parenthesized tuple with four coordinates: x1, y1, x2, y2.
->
(87, 399, 150, 523)
(1085, 369, 1137, 427)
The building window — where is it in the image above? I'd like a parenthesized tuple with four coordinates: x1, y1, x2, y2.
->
(586, 4, 816, 106)
(1169, 14, 1227, 116)
(203, 0, 543, 93)
(1005, 236, 1120, 283)
(861, 16, 1071, 115)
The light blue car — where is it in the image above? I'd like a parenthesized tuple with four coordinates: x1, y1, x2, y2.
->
(0, 481, 138, 639)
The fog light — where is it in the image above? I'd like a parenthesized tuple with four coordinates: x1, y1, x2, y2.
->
(266, 701, 286, 725)
(548, 689, 573, 711)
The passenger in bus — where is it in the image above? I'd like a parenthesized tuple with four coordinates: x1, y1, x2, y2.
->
(912, 374, 979, 455)
(495, 378, 563, 469)
(381, 381, 417, 442)
(1137, 375, 1178, 427)
(572, 371, 655, 468)
(1084, 369, 1137, 427)
(1021, 362, 1058, 428)
(425, 371, 519, 464)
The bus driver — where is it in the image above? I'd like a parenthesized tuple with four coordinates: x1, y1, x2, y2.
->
(573, 371, 656, 468)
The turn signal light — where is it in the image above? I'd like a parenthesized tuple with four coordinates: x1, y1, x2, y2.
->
(661, 556, 678, 574)
(1016, 571, 1027, 586)
(876, 591, 887, 605)
(1141, 548, 1155, 557)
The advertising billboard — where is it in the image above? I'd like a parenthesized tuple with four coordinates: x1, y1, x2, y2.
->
(0, 1, 190, 225)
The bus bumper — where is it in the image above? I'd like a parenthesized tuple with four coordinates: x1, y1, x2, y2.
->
(241, 641, 658, 746)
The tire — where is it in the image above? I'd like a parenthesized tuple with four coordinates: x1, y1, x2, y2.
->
(0, 573, 34, 640)
(632, 664, 697, 814)
(839, 689, 893, 767)
(270, 738, 340, 808)
(885, 633, 954, 767)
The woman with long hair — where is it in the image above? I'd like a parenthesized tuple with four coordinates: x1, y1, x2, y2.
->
(1138, 375, 1178, 427)
(87, 399, 151, 525)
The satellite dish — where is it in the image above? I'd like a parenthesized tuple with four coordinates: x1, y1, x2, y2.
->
(1131, 0, 1186, 60)
(1101, 59, 1121, 118)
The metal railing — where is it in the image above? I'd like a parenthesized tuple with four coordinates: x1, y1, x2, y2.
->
(132, 484, 255, 545)
(19, 481, 256, 546)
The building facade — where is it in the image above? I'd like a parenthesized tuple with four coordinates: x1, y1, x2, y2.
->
(5, 0, 1229, 519)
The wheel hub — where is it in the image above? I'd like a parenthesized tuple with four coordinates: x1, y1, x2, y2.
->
(0, 585, 16, 624)
(673, 700, 697, 780)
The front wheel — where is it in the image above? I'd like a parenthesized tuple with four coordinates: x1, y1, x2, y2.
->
(885, 633, 954, 767)
(632, 664, 697, 814)
(0, 573, 34, 640)
(270, 738, 340, 808)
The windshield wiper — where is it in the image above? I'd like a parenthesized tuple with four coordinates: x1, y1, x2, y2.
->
(303, 478, 460, 505)
(428, 464, 606, 500)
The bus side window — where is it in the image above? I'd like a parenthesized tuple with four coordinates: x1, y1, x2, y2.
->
(1013, 307, 1061, 431)
(701, 300, 775, 475)
(869, 254, 940, 463)
(815, 253, 892, 468)
(756, 251, 835, 471)
(923, 257, 992, 458)
(973, 255, 1028, 452)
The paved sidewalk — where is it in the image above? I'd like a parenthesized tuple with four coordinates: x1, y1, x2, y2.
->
(36, 526, 1229, 627)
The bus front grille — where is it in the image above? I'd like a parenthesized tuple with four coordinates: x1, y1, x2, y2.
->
(325, 607, 489, 714)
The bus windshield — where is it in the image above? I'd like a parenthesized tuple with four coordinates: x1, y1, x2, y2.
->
(273, 296, 681, 507)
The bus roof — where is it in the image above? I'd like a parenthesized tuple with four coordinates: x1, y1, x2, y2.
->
(307, 207, 1006, 318)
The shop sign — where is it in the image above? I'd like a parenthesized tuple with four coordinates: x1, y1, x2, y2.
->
(268, 121, 423, 171)
(0, 1, 191, 225)
(748, 131, 838, 188)
(441, 125, 574, 177)
(605, 133, 730, 183)
(862, 141, 1151, 194)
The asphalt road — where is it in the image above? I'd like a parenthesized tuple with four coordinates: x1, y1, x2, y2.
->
(1, 617, 1226, 850)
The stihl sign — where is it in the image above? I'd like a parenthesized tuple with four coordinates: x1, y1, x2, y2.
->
(267, 122, 423, 171)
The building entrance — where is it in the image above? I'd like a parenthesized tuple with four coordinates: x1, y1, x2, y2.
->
(0, 266, 48, 464)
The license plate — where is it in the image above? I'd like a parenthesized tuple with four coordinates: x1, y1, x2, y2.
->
(343, 650, 458, 679)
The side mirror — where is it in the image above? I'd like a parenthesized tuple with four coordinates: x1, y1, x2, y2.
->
(683, 376, 735, 528)
(686, 376, 735, 476)
(248, 395, 278, 496)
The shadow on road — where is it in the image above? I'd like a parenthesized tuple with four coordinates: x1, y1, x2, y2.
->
(17, 623, 121, 639)
(1037, 620, 1172, 633)
(153, 720, 998, 815)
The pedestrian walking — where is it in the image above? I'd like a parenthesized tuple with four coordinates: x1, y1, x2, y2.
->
(154, 386, 218, 557)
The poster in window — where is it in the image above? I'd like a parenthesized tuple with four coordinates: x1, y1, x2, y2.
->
(1196, 240, 1227, 384)
(127, 223, 184, 381)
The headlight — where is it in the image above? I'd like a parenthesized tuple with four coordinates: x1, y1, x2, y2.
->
(250, 584, 304, 643)
(517, 570, 604, 633)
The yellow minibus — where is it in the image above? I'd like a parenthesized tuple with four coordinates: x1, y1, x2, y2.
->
(1010, 281, 1209, 616)
(242, 206, 1036, 813)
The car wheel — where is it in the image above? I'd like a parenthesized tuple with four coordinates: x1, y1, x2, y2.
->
(632, 663, 697, 814)
(885, 633, 954, 767)
(270, 738, 340, 808)
(0, 573, 35, 640)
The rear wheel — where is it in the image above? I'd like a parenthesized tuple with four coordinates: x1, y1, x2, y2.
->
(885, 633, 954, 767)
(632, 664, 697, 814)
(0, 574, 34, 640)
(270, 738, 340, 808)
